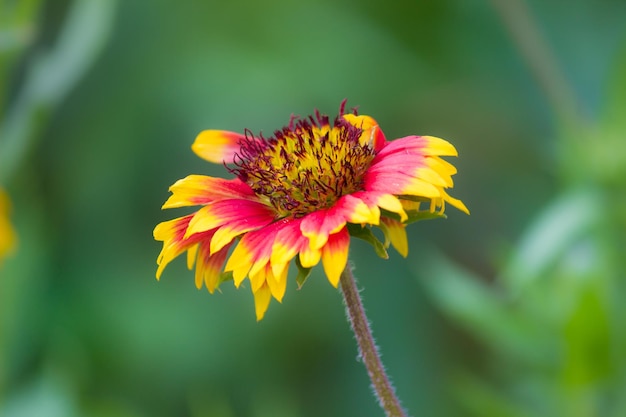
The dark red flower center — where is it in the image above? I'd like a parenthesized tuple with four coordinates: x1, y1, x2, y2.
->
(230, 108, 376, 218)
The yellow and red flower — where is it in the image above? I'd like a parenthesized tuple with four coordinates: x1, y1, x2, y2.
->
(154, 102, 468, 320)
(0, 188, 16, 264)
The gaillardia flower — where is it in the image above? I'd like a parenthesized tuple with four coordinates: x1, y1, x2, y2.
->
(0, 188, 16, 264)
(154, 102, 468, 320)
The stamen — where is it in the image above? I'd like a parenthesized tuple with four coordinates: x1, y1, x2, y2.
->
(230, 106, 376, 218)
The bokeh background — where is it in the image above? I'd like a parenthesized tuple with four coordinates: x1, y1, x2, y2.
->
(2, 0, 626, 416)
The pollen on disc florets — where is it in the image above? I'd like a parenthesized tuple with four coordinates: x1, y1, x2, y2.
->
(230, 107, 376, 218)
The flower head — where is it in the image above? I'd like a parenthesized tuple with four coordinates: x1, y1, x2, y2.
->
(0, 188, 17, 265)
(154, 101, 468, 320)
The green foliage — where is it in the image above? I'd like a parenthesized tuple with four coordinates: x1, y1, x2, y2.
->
(415, 19, 626, 417)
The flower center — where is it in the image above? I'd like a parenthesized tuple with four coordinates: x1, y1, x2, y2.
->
(231, 110, 376, 218)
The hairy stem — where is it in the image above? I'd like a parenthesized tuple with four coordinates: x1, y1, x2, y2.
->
(340, 264, 408, 417)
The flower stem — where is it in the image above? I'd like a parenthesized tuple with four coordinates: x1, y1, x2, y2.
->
(340, 264, 408, 417)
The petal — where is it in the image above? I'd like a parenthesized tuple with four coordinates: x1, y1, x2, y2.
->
(299, 244, 322, 268)
(162, 176, 257, 209)
(426, 156, 457, 186)
(192, 130, 245, 164)
(364, 170, 441, 198)
(184, 199, 275, 239)
(187, 244, 199, 271)
(376, 135, 457, 160)
(442, 189, 470, 215)
(321, 227, 350, 287)
(368, 152, 450, 189)
(342, 114, 387, 151)
(154, 215, 216, 279)
(335, 194, 380, 225)
(270, 218, 307, 278)
(248, 264, 267, 293)
(422, 136, 459, 156)
(224, 238, 254, 286)
(265, 263, 288, 302)
(224, 222, 282, 286)
(300, 208, 347, 250)
(351, 191, 407, 222)
(194, 241, 232, 292)
(253, 282, 272, 321)
(210, 209, 276, 254)
(380, 217, 408, 257)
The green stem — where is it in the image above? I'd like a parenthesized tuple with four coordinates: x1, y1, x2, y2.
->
(340, 264, 408, 417)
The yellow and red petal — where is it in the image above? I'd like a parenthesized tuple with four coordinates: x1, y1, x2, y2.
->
(187, 244, 199, 270)
(368, 149, 451, 190)
(379, 217, 409, 257)
(191, 130, 246, 164)
(342, 113, 386, 151)
(364, 170, 441, 198)
(154, 215, 216, 279)
(351, 191, 407, 222)
(224, 222, 282, 286)
(321, 227, 350, 287)
(194, 241, 232, 293)
(184, 198, 275, 238)
(209, 209, 277, 255)
(300, 208, 347, 250)
(223, 240, 253, 286)
(270, 218, 307, 278)
(336, 194, 380, 225)
(162, 175, 257, 209)
(375, 135, 457, 160)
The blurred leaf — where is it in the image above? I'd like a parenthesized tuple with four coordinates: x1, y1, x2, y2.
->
(601, 37, 626, 134)
(0, 371, 79, 417)
(413, 248, 553, 364)
(0, 181, 52, 395)
(586, 36, 626, 185)
(0, 0, 117, 182)
(562, 284, 612, 386)
(501, 188, 602, 293)
(28, 0, 116, 105)
(451, 372, 537, 417)
(0, 0, 42, 112)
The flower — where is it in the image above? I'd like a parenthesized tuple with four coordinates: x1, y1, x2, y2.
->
(0, 188, 17, 264)
(154, 101, 468, 320)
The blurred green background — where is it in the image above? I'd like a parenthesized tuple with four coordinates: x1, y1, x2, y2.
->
(2, 0, 626, 416)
